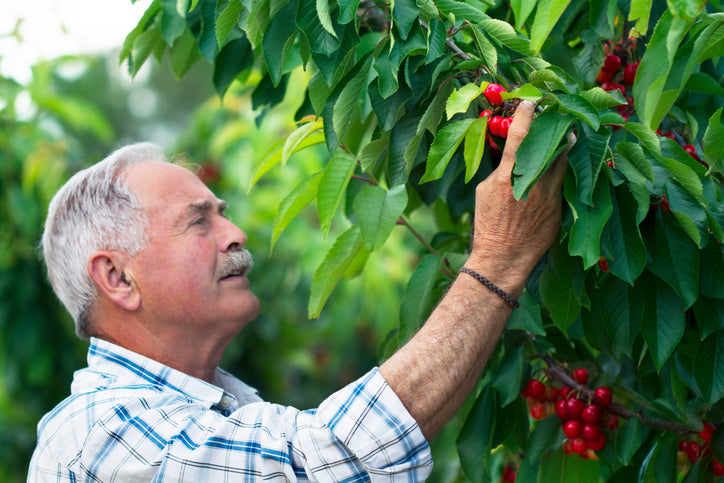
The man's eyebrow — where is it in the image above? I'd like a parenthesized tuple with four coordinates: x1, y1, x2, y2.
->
(178, 199, 228, 223)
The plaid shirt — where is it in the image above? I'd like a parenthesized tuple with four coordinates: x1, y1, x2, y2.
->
(28, 338, 432, 482)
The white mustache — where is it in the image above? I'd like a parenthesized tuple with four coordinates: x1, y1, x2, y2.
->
(219, 249, 254, 278)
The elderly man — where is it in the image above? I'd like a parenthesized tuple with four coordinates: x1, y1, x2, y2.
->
(28, 101, 568, 481)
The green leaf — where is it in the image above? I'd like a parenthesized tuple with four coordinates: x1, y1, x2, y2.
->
(695, 330, 724, 405)
(161, 0, 186, 45)
(615, 417, 642, 465)
(632, 10, 690, 130)
(510, 0, 537, 28)
(392, 0, 419, 40)
(437, 0, 488, 24)
(685, 72, 724, 96)
(479, 18, 535, 56)
(501, 84, 544, 102)
(463, 117, 487, 183)
(554, 94, 600, 131)
(701, 242, 724, 299)
(271, 173, 322, 252)
(470, 26, 498, 73)
(564, 171, 613, 268)
(399, 255, 444, 344)
(359, 132, 391, 173)
(168, 29, 200, 79)
(508, 290, 545, 335)
(667, 0, 706, 20)
(298, 0, 340, 55)
(638, 432, 678, 483)
(492, 347, 527, 407)
(648, 210, 700, 308)
(445, 83, 483, 120)
(601, 278, 643, 358)
(308, 225, 367, 318)
(457, 386, 498, 482)
(332, 56, 373, 139)
(664, 179, 708, 248)
(703, 107, 724, 173)
(337, 0, 359, 23)
(353, 185, 408, 251)
(694, 297, 724, 340)
(529, 0, 574, 53)
(120, 0, 161, 64)
(216, 0, 244, 47)
(567, 124, 609, 207)
(213, 35, 254, 97)
(580, 86, 626, 110)
(628, 0, 652, 36)
(614, 142, 656, 187)
(282, 118, 325, 169)
(602, 186, 647, 285)
(263, 0, 299, 86)
(540, 241, 582, 332)
(512, 111, 573, 200)
(623, 122, 661, 157)
(420, 118, 475, 183)
(317, 149, 357, 236)
(539, 449, 600, 483)
(316, 0, 338, 39)
(404, 81, 453, 167)
(641, 276, 686, 371)
(527, 416, 561, 463)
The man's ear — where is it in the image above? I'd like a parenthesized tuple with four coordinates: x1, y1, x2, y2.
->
(88, 251, 141, 312)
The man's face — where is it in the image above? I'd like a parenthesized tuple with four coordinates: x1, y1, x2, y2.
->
(124, 162, 260, 334)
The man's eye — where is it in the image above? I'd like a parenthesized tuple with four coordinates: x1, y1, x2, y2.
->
(192, 217, 206, 226)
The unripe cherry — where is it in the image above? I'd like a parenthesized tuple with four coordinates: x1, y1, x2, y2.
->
(594, 387, 612, 407)
(563, 420, 583, 439)
(484, 83, 506, 105)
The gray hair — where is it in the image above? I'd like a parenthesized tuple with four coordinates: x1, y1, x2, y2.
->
(41, 142, 167, 339)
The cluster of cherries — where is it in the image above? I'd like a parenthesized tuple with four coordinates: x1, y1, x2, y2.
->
(678, 423, 724, 477)
(594, 38, 638, 125)
(479, 83, 514, 141)
(522, 368, 618, 459)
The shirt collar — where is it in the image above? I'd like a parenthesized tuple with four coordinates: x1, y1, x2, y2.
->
(77, 337, 260, 410)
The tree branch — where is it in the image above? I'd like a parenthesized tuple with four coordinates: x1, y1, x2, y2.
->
(541, 354, 692, 436)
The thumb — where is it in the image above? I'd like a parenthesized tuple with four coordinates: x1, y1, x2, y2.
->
(497, 101, 536, 178)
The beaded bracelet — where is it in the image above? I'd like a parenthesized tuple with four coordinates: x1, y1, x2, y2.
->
(460, 267, 520, 309)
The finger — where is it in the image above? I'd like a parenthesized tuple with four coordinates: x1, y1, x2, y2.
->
(542, 131, 576, 191)
(498, 100, 536, 177)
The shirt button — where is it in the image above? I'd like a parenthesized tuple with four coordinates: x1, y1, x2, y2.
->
(219, 396, 232, 408)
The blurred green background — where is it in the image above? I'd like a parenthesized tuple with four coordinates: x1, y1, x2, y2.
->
(0, 12, 469, 482)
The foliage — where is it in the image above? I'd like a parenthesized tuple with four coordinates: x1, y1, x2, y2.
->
(122, 0, 724, 479)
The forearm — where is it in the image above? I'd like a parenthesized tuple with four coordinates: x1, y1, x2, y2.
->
(379, 257, 527, 440)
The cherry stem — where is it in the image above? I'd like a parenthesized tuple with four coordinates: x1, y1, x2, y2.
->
(541, 354, 691, 436)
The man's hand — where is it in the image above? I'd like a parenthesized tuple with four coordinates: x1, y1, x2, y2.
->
(380, 100, 573, 441)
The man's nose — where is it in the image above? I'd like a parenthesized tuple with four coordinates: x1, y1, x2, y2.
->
(220, 217, 247, 252)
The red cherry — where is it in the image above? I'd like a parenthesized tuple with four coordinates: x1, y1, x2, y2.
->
(606, 160, 614, 169)
(565, 398, 585, 419)
(502, 464, 517, 482)
(594, 387, 612, 407)
(571, 438, 588, 455)
(656, 195, 672, 214)
(597, 257, 609, 273)
(196, 164, 221, 184)
(571, 368, 589, 385)
(479, 109, 492, 118)
(529, 402, 546, 420)
(525, 379, 546, 399)
(498, 117, 512, 138)
(678, 440, 688, 452)
(700, 423, 716, 444)
(623, 62, 639, 85)
(656, 129, 677, 140)
(563, 420, 583, 439)
(550, 387, 559, 401)
(603, 413, 619, 431)
(595, 68, 613, 84)
(714, 459, 724, 477)
(562, 439, 575, 455)
(603, 53, 622, 73)
(559, 386, 570, 399)
(489, 116, 503, 137)
(601, 82, 626, 97)
(687, 441, 700, 463)
(587, 433, 607, 452)
(484, 83, 506, 105)
(554, 399, 568, 420)
(581, 404, 603, 424)
(582, 424, 602, 443)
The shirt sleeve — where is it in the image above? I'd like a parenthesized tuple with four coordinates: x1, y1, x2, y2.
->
(64, 368, 432, 482)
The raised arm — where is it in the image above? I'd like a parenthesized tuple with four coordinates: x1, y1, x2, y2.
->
(379, 101, 573, 440)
